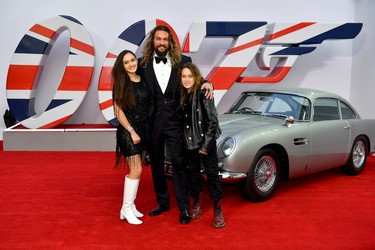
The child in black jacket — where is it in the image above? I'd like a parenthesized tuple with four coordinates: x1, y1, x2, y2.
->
(178, 62, 225, 229)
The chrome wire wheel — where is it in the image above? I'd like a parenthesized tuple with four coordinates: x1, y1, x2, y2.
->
(254, 155, 276, 192)
(242, 148, 280, 202)
(342, 136, 367, 176)
(352, 140, 366, 169)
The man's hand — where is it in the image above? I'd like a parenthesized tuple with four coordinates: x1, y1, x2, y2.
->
(201, 81, 214, 99)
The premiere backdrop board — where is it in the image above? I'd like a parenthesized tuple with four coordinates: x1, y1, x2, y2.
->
(0, 0, 374, 139)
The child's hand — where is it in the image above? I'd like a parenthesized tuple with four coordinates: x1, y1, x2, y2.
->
(199, 150, 208, 155)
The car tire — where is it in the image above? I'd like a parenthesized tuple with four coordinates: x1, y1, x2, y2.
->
(341, 136, 368, 176)
(241, 148, 280, 202)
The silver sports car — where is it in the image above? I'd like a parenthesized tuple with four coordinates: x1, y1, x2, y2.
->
(216, 87, 375, 202)
(164, 87, 375, 202)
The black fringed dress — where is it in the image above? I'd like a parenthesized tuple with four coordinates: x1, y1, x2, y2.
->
(115, 79, 150, 166)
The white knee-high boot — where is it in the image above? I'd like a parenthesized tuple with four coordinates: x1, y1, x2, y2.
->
(120, 176, 142, 225)
(131, 178, 144, 218)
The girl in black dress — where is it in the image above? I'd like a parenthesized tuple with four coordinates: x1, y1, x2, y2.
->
(112, 50, 149, 225)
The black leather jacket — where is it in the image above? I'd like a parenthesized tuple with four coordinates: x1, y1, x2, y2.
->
(183, 89, 219, 152)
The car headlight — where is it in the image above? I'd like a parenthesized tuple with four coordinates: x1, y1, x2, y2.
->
(222, 137, 236, 157)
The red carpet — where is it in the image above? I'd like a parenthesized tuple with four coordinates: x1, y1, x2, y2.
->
(0, 141, 374, 249)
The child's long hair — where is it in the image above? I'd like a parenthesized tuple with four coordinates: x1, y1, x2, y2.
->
(178, 62, 204, 107)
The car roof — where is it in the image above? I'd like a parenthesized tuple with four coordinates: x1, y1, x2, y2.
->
(241, 86, 344, 101)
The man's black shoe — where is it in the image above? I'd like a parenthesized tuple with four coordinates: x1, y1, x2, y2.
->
(149, 204, 170, 216)
(179, 210, 191, 224)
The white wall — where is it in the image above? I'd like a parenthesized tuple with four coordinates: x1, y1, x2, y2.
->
(0, 0, 373, 140)
(351, 0, 375, 119)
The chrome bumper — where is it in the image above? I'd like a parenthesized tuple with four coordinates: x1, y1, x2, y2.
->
(164, 161, 246, 183)
(218, 170, 246, 183)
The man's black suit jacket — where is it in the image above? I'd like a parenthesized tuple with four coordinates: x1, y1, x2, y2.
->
(138, 55, 192, 137)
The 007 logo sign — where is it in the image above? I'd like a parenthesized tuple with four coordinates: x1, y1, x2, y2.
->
(6, 15, 362, 129)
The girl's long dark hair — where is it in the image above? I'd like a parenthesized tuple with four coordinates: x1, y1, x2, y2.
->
(112, 50, 136, 111)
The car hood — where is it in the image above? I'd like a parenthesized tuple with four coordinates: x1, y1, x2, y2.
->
(218, 114, 283, 138)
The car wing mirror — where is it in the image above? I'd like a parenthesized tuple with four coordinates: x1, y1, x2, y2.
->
(283, 116, 295, 127)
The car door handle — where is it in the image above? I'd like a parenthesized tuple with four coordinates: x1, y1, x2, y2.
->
(344, 125, 351, 129)
(294, 138, 309, 145)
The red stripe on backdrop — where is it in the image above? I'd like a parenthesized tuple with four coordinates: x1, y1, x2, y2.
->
(7, 65, 93, 91)
(107, 53, 117, 58)
(58, 66, 93, 91)
(0, 146, 374, 249)
(206, 66, 245, 90)
(98, 66, 112, 91)
(6, 65, 40, 90)
(268, 22, 316, 41)
(29, 24, 56, 39)
(70, 38, 95, 56)
(238, 66, 291, 83)
(182, 32, 190, 52)
(227, 37, 264, 54)
(39, 115, 72, 129)
(99, 99, 113, 111)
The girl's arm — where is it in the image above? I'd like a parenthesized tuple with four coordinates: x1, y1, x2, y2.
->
(114, 103, 141, 144)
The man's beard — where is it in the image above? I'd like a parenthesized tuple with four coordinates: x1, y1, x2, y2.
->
(155, 46, 168, 57)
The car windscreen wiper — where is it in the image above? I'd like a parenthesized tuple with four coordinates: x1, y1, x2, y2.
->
(233, 107, 263, 115)
(263, 113, 289, 119)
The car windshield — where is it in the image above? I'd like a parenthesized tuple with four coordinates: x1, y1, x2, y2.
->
(229, 92, 311, 121)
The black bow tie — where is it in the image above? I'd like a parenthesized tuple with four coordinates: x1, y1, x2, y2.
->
(155, 57, 167, 64)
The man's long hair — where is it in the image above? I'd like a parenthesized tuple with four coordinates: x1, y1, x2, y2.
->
(112, 50, 136, 113)
(140, 25, 181, 68)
